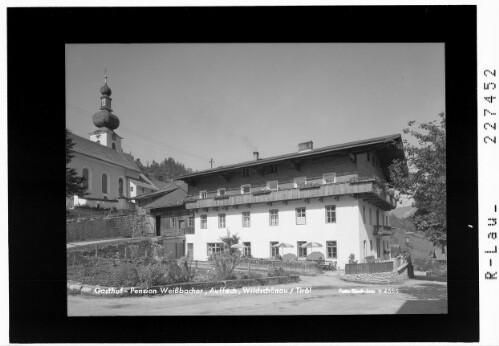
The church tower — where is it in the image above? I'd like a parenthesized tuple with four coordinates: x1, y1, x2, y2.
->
(89, 72, 123, 152)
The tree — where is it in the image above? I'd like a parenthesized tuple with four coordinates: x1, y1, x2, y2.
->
(220, 230, 241, 254)
(388, 112, 446, 249)
(66, 129, 87, 198)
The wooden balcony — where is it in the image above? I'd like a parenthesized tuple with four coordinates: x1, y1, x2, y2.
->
(162, 227, 194, 238)
(373, 225, 394, 236)
(185, 180, 397, 211)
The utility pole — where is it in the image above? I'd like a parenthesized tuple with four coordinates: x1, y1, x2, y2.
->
(209, 158, 214, 169)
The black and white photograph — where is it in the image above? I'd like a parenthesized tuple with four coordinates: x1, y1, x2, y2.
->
(7, 5, 484, 344)
(65, 43, 448, 316)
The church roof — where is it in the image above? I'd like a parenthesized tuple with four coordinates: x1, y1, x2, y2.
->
(69, 133, 140, 172)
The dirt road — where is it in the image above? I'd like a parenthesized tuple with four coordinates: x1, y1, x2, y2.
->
(67, 273, 447, 316)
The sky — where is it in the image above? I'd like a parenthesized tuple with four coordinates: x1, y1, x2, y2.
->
(66, 43, 445, 173)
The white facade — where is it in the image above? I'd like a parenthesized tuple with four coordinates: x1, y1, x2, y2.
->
(185, 195, 391, 268)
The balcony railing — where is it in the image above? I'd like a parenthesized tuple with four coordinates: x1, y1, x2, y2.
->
(185, 179, 397, 211)
(373, 225, 394, 236)
(162, 227, 194, 237)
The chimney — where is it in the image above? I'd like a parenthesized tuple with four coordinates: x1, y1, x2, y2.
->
(298, 141, 313, 152)
(253, 151, 260, 161)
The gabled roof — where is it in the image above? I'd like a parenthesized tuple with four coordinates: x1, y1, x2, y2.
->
(176, 134, 404, 180)
(134, 181, 188, 210)
(148, 177, 170, 190)
(69, 133, 140, 172)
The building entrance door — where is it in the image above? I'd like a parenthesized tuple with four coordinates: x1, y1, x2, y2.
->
(155, 216, 161, 236)
(376, 238, 381, 258)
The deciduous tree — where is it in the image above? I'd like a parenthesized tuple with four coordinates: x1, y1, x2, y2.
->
(388, 112, 446, 249)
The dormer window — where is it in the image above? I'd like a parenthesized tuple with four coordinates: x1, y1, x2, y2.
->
(217, 188, 226, 197)
(241, 184, 251, 194)
(199, 190, 207, 199)
(294, 177, 307, 188)
(266, 180, 278, 191)
(323, 172, 336, 184)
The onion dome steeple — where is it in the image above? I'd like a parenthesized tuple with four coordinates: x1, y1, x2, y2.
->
(92, 70, 120, 130)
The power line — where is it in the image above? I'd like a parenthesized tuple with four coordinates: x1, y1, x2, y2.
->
(66, 102, 208, 163)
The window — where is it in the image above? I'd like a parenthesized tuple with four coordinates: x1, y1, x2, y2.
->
(269, 164, 278, 173)
(207, 243, 224, 256)
(327, 241, 337, 259)
(217, 188, 226, 197)
(112, 142, 116, 150)
(322, 172, 336, 184)
(170, 217, 176, 228)
(188, 215, 194, 227)
(118, 178, 124, 196)
(218, 214, 226, 228)
(199, 190, 207, 199)
(294, 177, 307, 188)
(269, 209, 279, 226)
(266, 180, 278, 191)
(131, 186, 134, 192)
(200, 215, 207, 229)
(296, 207, 306, 225)
(241, 184, 251, 194)
(325, 205, 336, 223)
(243, 242, 251, 257)
(370, 240, 373, 251)
(270, 241, 279, 257)
(101, 173, 108, 194)
(362, 205, 366, 224)
(369, 208, 372, 225)
(242, 169, 250, 177)
(367, 152, 370, 162)
(82, 168, 90, 190)
(187, 243, 194, 258)
(242, 212, 251, 227)
(297, 241, 307, 258)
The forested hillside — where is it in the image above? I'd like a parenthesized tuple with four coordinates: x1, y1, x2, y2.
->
(134, 157, 193, 182)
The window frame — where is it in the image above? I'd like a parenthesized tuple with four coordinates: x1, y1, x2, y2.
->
(188, 215, 194, 227)
(269, 209, 279, 226)
(325, 205, 336, 223)
(217, 188, 226, 197)
(241, 184, 251, 194)
(243, 242, 251, 257)
(270, 241, 279, 257)
(81, 167, 91, 191)
(242, 168, 250, 178)
(296, 207, 306, 225)
(297, 241, 308, 258)
(266, 180, 278, 191)
(322, 172, 336, 184)
(199, 190, 208, 199)
(326, 241, 337, 259)
(242, 211, 251, 227)
(218, 213, 226, 229)
(269, 164, 278, 174)
(293, 176, 307, 188)
(207, 242, 224, 256)
(200, 214, 208, 229)
(101, 172, 109, 195)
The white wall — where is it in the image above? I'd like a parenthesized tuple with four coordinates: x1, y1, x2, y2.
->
(68, 153, 139, 201)
(185, 195, 361, 268)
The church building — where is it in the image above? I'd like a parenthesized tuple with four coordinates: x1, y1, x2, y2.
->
(67, 75, 159, 210)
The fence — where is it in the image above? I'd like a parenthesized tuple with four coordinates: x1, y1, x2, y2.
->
(345, 261, 393, 274)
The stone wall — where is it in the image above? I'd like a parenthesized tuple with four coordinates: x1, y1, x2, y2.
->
(66, 214, 151, 243)
(341, 267, 408, 285)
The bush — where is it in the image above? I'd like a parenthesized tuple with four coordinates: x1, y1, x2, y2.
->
(211, 251, 242, 280)
(348, 253, 357, 264)
(136, 262, 171, 288)
(268, 266, 286, 277)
